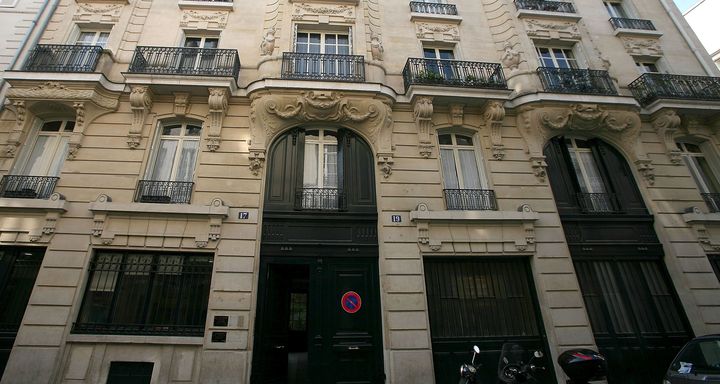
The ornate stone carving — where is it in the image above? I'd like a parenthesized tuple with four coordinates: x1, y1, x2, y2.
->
(67, 102, 86, 160)
(180, 10, 229, 29)
(652, 109, 682, 165)
(249, 150, 266, 176)
(292, 3, 355, 23)
(74, 2, 124, 23)
(501, 42, 521, 71)
(621, 37, 663, 57)
(7, 81, 119, 110)
(635, 159, 655, 185)
(530, 155, 548, 182)
(415, 23, 460, 42)
(540, 104, 638, 133)
(4, 100, 25, 157)
(377, 154, 394, 179)
(484, 101, 506, 160)
(260, 27, 276, 56)
(207, 88, 228, 151)
(449, 104, 464, 126)
(174, 92, 191, 116)
(414, 96, 434, 158)
(128, 86, 152, 149)
(524, 19, 580, 41)
(370, 32, 384, 61)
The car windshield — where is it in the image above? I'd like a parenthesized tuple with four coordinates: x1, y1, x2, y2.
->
(671, 339, 720, 375)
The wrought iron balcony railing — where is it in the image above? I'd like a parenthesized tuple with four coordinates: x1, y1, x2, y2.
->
(609, 17, 656, 31)
(514, 0, 576, 13)
(628, 73, 720, 106)
(0, 175, 59, 199)
(576, 193, 621, 214)
(295, 187, 347, 211)
(702, 193, 720, 213)
(23, 44, 103, 72)
(128, 46, 240, 80)
(537, 67, 617, 95)
(281, 52, 365, 82)
(409, 1, 458, 15)
(403, 58, 507, 90)
(134, 180, 194, 204)
(443, 189, 498, 211)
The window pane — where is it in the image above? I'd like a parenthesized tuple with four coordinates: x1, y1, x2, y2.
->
(423, 48, 437, 59)
(21, 136, 52, 175)
(97, 32, 109, 47)
(323, 144, 338, 188)
(579, 151, 607, 193)
(692, 156, 720, 193)
(76, 32, 96, 45)
(47, 136, 69, 177)
(567, 150, 589, 192)
(41, 121, 62, 132)
(440, 148, 459, 189)
(162, 124, 182, 136)
(150, 139, 178, 181)
(458, 149, 482, 189)
(303, 142, 319, 187)
(78, 253, 122, 324)
(111, 254, 153, 325)
(455, 135, 473, 146)
(438, 134, 452, 145)
(175, 140, 199, 182)
(184, 38, 201, 48)
(186, 125, 202, 136)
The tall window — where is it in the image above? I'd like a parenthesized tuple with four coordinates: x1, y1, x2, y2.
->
(294, 29, 352, 77)
(536, 47, 577, 69)
(439, 132, 495, 210)
(74, 251, 213, 336)
(301, 129, 340, 209)
(564, 137, 615, 212)
(16, 120, 74, 177)
(677, 141, 720, 212)
(603, 1, 628, 18)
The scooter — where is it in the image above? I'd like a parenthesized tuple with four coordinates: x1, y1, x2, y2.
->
(497, 343, 546, 384)
(459, 345, 481, 384)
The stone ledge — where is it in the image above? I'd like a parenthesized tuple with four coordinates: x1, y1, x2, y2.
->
(515, 9, 581, 22)
(410, 12, 462, 24)
(410, 205, 539, 223)
(89, 199, 228, 218)
(66, 334, 204, 345)
(178, 0, 234, 10)
(613, 28, 663, 38)
(0, 194, 67, 212)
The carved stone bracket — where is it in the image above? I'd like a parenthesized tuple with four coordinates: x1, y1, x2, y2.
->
(635, 158, 655, 185)
(652, 109, 682, 165)
(249, 149, 266, 176)
(449, 104, 464, 126)
(414, 96, 434, 158)
(67, 102, 86, 160)
(483, 101, 506, 160)
(684, 207, 720, 252)
(26, 193, 66, 243)
(530, 155, 548, 182)
(207, 88, 228, 151)
(128, 86, 153, 149)
(174, 92, 191, 117)
(377, 153, 394, 179)
(3, 100, 26, 158)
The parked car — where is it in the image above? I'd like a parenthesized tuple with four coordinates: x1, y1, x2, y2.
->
(665, 335, 720, 383)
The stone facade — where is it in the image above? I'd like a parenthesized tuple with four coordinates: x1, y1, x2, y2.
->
(0, 0, 719, 383)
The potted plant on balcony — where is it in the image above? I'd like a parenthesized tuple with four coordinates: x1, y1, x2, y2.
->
(416, 70, 444, 84)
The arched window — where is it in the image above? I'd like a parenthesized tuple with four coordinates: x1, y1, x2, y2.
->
(676, 140, 720, 212)
(438, 131, 495, 210)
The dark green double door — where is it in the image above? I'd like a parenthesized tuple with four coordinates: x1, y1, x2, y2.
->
(251, 256, 384, 384)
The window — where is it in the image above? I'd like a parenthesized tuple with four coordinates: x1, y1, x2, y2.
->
(677, 141, 720, 212)
(536, 47, 577, 69)
(293, 29, 353, 78)
(74, 251, 213, 336)
(604, 1, 628, 18)
(107, 362, 153, 384)
(76, 30, 110, 48)
(709, 255, 720, 282)
(181, 36, 219, 71)
(137, 122, 200, 203)
(635, 61, 659, 74)
(15, 120, 73, 177)
(564, 137, 617, 212)
(438, 132, 495, 210)
(300, 129, 340, 209)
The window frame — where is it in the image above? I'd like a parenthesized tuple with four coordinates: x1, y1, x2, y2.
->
(294, 28, 352, 55)
(676, 140, 720, 195)
(145, 121, 202, 183)
(437, 130, 489, 190)
(75, 30, 111, 48)
(603, 1, 629, 18)
(635, 60, 659, 74)
(13, 119, 74, 177)
(535, 46, 578, 69)
(302, 128, 339, 189)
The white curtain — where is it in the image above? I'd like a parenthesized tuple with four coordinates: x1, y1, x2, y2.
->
(440, 148, 459, 189)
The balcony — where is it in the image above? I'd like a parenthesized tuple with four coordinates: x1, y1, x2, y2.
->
(537, 67, 617, 95)
(576, 193, 621, 214)
(443, 189, 498, 211)
(0, 176, 59, 199)
(702, 193, 720, 213)
(409, 1, 458, 15)
(628, 73, 720, 106)
(514, 0, 575, 13)
(609, 17, 656, 31)
(281, 52, 365, 82)
(23, 44, 103, 72)
(295, 188, 347, 211)
(134, 180, 194, 204)
(128, 46, 240, 80)
(403, 58, 506, 91)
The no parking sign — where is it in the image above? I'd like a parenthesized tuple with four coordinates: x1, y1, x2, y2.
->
(341, 291, 362, 314)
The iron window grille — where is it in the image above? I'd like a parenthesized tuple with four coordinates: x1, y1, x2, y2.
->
(514, 0, 576, 13)
(0, 248, 44, 333)
(128, 46, 240, 80)
(73, 251, 213, 336)
(576, 192, 622, 214)
(403, 58, 506, 91)
(443, 189, 498, 210)
(628, 73, 720, 106)
(609, 17, 656, 31)
(702, 193, 720, 213)
(281, 52, 365, 82)
(106, 362, 154, 384)
(295, 187, 347, 211)
(409, 1, 458, 15)
(537, 67, 617, 95)
(134, 180, 194, 204)
(23, 44, 103, 72)
(0, 175, 59, 199)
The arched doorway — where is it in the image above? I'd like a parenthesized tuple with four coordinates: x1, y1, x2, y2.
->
(251, 127, 384, 384)
(544, 136, 693, 383)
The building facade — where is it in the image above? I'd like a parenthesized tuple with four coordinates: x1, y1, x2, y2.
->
(1, 0, 720, 383)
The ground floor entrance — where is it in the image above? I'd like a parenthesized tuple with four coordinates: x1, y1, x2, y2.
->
(251, 256, 384, 384)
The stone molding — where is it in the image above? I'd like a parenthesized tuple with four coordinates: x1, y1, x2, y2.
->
(410, 203, 538, 253)
(207, 88, 229, 151)
(652, 109, 683, 165)
(415, 22, 460, 42)
(292, 2, 356, 23)
(483, 101, 506, 160)
(414, 96, 433, 158)
(683, 207, 720, 252)
(180, 9, 230, 30)
(0, 193, 66, 243)
(621, 36, 663, 58)
(128, 86, 153, 149)
(74, 2, 125, 23)
(523, 18, 580, 41)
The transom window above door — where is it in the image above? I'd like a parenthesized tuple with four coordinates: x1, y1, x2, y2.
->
(76, 30, 110, 48)
(536, 47, 577, 68)
(296, 31, 350, 55)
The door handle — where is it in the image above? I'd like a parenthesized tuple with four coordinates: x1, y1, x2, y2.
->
(347, 346, 359, 351)
(273, 345, 286, 349)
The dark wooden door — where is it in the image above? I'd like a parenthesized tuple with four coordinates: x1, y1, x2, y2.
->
(0, 247, 44, 379)
(252, 257, 384, 384)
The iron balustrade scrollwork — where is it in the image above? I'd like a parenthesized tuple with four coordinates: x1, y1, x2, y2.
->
(443, 189, 498, 211)
(403, 58, 507, 91)
(281, 52, 365, 82)
(134, 180, 194, 204)
(128, 46, 240, 80)
(537, 67, 617, 95)
(0, 175, 59, 199)
(514, 0, 576, 13)
(23, 44, 103, 72)
(576, 193, 622, 214)
(609, 17, 656, 31)
(295, 188, 347, 211)
(702, 193, 720, 213)
(628, 73, 720, 106)
(409, 1, 458, 15)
